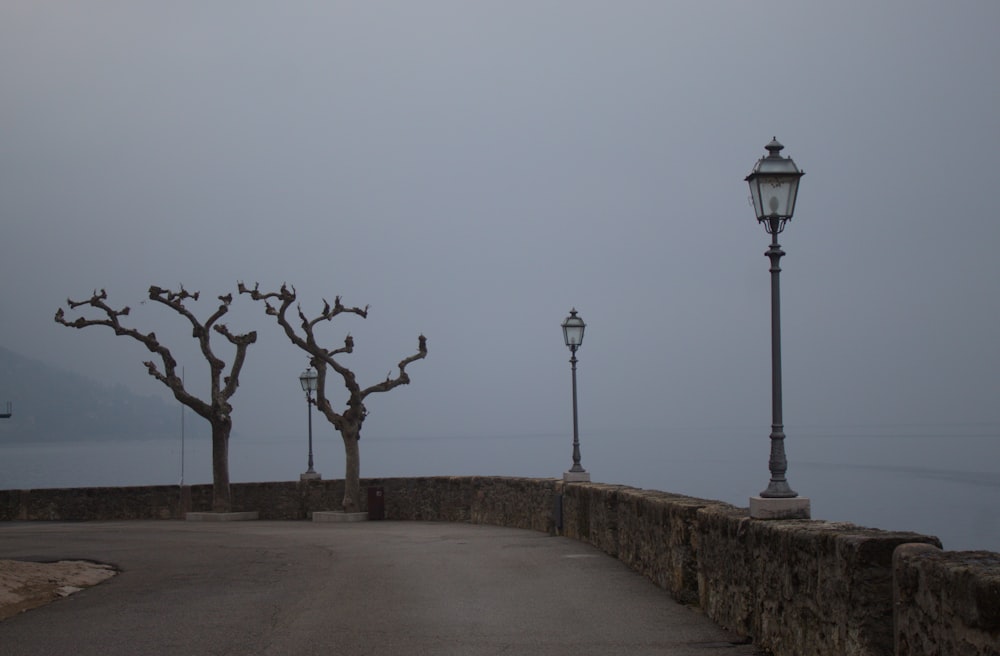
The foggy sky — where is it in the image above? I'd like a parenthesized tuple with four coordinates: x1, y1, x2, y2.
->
(2, 3, 999, 498)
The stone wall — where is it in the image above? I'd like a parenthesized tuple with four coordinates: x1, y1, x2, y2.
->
(2, 478, 996, 656)
(558, 483, 727, 605)
(695, 506, 941, 656)
(0, 477, 558, 528)
(556, 483, 947, 656)
(894, 543, 1000, 656)
(0, 485, 184, 520)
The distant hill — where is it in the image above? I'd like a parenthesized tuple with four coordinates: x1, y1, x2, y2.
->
(0, 347, 204, 443)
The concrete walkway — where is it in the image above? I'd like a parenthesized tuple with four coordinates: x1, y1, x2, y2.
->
(0, 521, 759, 655)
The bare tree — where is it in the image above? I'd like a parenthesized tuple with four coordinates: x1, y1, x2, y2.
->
(55, 286, 256, 512)
(240, 282, 426, 513)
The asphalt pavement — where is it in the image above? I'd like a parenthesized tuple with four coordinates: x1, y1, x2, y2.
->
(0, 521, 759, 655)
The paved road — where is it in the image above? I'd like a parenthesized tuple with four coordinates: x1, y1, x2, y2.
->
(0, 521, 758, 655)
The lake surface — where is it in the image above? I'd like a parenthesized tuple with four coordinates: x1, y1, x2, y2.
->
(1, 428, 998, 553)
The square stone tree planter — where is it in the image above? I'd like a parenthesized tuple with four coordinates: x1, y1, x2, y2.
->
(312, 511, 367, 523)
(186, 511, 260, 522)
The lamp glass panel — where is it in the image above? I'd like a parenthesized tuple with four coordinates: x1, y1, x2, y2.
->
(300, 370, 318, 392)
(749, 179, 764, 219)
(563, 322, 585, 347)
(750, 175, 800, 220)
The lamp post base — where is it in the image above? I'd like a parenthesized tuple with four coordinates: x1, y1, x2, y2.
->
(300, 471, 322, 481)
(749, 496, 810, 520)
(563, 471, 591, 483)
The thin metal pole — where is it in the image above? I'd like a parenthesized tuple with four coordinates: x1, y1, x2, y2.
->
(306, 391, 316, 474)
(180, 367, 185, 487)
(568, 347, 585, 473)
(761, 227, 796, 498)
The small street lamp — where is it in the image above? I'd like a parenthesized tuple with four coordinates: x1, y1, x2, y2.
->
(745, 137, 809, 519)
(561, 308, 590, 483)
(299, 367, 321, 481)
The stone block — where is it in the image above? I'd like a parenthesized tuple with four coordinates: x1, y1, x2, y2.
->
(749, 496, 810, 519)
(894, 543, 1000, 656)
(185, 511, 259, 522)
(312, 511, 368, 523)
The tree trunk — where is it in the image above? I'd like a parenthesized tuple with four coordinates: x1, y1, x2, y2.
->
(211, 421, 232, 512)
(341, 425, 361, 513)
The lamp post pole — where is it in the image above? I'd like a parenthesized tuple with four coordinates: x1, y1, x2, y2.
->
(562, 309, 590, 482)
(299, 367, 321, 481)
(764, 221, 792, 498)
(569, 344, 583, 473)
(745, 138, 809, 519)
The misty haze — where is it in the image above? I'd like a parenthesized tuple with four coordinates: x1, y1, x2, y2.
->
(1, 3, 999, 551)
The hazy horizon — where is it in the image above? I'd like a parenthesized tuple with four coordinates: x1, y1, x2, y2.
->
(2, 3, 998, 546)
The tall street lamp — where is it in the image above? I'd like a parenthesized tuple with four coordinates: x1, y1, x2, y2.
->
(562, 308, 590, 483)
(299, 366, 321, 481)
(745, 137, 810, 519)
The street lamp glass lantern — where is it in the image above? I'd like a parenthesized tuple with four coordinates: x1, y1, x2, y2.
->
(299, 367, 318, 393)
(745, 138, 804, 226)
(562, 309, 586, 349)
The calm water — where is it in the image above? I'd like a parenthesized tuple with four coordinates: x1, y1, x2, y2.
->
(1, 429, 998, 553)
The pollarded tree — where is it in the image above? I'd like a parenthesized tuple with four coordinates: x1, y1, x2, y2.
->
(240, 282, 426, 513)
(55, 286, 256, 512)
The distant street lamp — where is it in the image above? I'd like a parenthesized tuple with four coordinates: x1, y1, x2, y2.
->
(561, 309, 590, 482)
(745, 137, 809, 519)
(299, 367, 321, 481)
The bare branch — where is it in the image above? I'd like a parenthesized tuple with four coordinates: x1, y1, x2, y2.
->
(57, 285, 257, 414)
(56, 288, 206, 417)
(241, 283, 427, 425)
(361, 334, 428, 398)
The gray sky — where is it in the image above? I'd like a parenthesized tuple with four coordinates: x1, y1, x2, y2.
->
(2, 3, 999, 497)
